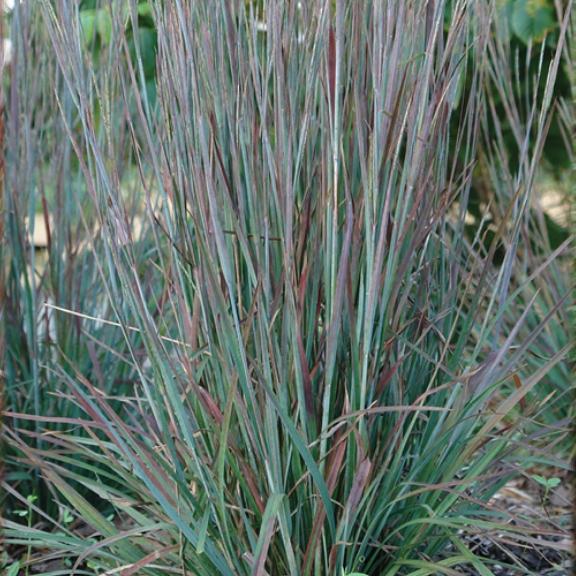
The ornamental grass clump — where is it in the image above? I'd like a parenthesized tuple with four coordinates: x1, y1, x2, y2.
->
(2, 1, 573, 574)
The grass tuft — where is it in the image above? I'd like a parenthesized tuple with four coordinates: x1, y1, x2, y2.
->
(3, 1, 573, 574)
